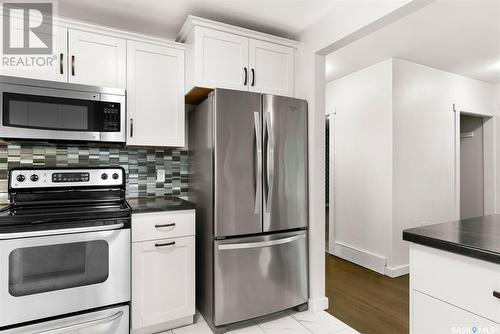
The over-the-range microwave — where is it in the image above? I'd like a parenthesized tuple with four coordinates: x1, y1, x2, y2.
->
(0, 75, 126, 142)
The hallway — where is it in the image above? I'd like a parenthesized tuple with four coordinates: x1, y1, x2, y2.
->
(325, 254, 409, 334)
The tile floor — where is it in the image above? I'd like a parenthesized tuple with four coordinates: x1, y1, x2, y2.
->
(162, 309, 359, 334)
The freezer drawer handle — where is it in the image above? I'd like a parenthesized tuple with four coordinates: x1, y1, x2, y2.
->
(155, 223, 176, 228)
(218, 234, 305, 250)
(34, 310, 124, 334)
(0, 222, 124, 240)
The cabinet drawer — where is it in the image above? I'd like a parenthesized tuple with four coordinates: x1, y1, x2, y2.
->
(413, 291, 500, 334)
(411, 244, 500, 322)
(132, 210, 195, 242)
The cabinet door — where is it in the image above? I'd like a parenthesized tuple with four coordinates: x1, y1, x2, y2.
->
(126, 41, 185, 147)
(68, 30, 126, 88)
(194, 27, 249, 91)
(248, 39, 294, 96)
(132, 236, 195, 330)
(0, 26, 67, 82)
(412, 291, 500, 334)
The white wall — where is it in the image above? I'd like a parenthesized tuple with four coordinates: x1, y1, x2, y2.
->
(294, 0, 419, 311)
(325, 58, 497, 275)
(326, 60, 393, 273)
(392, 59, 496, 269)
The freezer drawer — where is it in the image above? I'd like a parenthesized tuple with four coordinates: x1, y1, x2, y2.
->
(0, 305, 129, 334)
(213, 230, 308, 326)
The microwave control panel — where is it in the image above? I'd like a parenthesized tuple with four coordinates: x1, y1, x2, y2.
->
(101, 102, 120, 132)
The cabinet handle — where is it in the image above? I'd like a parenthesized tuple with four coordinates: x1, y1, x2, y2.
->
(493, 291, 500, 299)
(71, 55, 75, 76)
(251, 68, 255, 86)
(155, 241, 176, 248)
(155, 223, 176, 228)
(59, 53, 64, 75)
(243, 67, 248, 86)
(129, 118, 134, 137)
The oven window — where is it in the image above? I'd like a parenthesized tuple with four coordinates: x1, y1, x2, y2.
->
(3, 92, 93, 131)
(9, 241, 109, 297)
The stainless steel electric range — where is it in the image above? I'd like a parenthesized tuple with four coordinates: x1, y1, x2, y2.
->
(0, 167, 130, 333)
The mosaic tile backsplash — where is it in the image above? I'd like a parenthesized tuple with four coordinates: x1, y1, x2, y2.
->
(0, 141, 188, 203)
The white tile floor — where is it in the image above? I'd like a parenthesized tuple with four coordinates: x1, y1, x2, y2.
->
(161, 309, 359, 334)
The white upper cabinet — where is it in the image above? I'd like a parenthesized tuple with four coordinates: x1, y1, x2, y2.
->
(68, 30, 126, 88)
(248, 39, 294, 96)
(0, 25, 67, 82)
(178, 16, 297, 96)
(193, 27, 248, 91)
(126, 41, 185, 147)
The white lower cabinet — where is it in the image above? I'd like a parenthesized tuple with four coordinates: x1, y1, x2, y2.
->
(132, 211, 195, 334)
(413, 291, 499, 334)
(410, 244, 500, 334)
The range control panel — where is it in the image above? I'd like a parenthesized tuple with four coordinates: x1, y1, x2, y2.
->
(10, 168, 124, 189)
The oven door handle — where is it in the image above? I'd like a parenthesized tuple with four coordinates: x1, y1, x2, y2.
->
(34, 310, 124, 334)
(0, 222, 125, 240)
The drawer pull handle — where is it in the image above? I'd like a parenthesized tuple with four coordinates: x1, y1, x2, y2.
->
(155, 241, 175, 248)
(493, 291, 500, 299)
(155, 223, 176, 228)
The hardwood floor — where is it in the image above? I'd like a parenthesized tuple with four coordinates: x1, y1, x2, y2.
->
(325, 254, 409, 334)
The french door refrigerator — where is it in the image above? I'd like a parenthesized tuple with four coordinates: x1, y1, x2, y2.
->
(189, 89, 308, 333)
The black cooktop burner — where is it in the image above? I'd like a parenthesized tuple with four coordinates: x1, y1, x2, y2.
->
(3, 167, 131, 233)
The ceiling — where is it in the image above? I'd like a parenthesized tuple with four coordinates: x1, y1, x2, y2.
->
(325, 0, 500, 84)
(58, 0, 340, 40)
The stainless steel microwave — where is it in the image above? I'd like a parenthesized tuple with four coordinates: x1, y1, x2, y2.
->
(0, 76, 126, 142)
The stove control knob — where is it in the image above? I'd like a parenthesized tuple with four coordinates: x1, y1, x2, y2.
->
(112, 173, 119, 180)
(16, 174, 25, 182)
(30, 174, 39, 182)
(101, 173, 108, 180)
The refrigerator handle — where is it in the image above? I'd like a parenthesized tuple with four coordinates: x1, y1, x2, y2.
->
(218, 234, 305, 250)
(265, 112, 275, 212)
(254, 111, 262, 214)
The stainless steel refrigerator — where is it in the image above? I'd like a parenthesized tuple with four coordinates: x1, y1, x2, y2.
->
(188, 89, 308, 333)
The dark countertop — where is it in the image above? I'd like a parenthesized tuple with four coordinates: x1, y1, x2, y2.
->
(403, 214, 500, 264)
(127, 196, 195, 214)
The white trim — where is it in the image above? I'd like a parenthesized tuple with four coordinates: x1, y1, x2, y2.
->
(331, 241, 386, 275)
(55, 16, 186, 50)
(385, 264, 409, 278)
(176, 15, 299, 48)
(308, 296, 329, 312)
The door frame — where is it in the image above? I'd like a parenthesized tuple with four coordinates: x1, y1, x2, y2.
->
(453, 104, 495, 220)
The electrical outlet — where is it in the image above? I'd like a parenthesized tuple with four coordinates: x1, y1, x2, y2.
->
(156, 169, 165, 183)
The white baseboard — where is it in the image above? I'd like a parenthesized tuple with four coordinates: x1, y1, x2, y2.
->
(332, 241, 386, 275)
(385, 264, 409, 278)
(308, 296, 329, 312)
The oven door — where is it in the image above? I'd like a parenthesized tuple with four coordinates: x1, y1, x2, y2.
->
(0, 228, 130, 327)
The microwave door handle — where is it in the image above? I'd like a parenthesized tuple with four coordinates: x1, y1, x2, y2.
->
(0, 222, 124, 240)
(34, 310, 124, 334)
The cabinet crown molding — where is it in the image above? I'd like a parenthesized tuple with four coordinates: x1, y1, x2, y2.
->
(55, 16, 186, 50)
(176, 15, 300, 48)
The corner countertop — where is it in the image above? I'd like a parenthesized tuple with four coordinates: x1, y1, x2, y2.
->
(403, 214, 500, 265)
(127, 196, 195, 214)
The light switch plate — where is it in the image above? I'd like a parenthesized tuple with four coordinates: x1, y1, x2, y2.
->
(156, 169, 165, 183)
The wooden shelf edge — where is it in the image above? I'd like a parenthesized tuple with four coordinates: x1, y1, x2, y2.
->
(185, 87, 213, 105)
